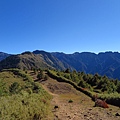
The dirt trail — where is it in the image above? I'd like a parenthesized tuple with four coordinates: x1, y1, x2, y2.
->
(39, 77, 120, 120)
(29, 72, 120, 120)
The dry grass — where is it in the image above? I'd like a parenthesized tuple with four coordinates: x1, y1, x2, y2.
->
(0, 71, 25, 87)
(0, 92, 53, 120)
(0, 69, 53, 120)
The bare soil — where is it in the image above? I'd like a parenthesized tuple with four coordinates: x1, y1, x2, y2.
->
(30, 72, 120, 120)
(40, 77, 120, 120)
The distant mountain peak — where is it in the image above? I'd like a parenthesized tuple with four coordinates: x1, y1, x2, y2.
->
(21, 51, 33, 55)
(33, 50, 48, 54)
(0, 52, 11, 61)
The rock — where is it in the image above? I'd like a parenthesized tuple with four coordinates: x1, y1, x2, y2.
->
(54, 105, 59, 109)
(84, 114, 88, 117)
(115, 113, 120, 116)
(88, 108, 92, 111)
(67, 115, 71, 119)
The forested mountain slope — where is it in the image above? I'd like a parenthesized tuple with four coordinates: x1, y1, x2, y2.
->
(52, 51, 120, 79)
(1, 50, 120, 79)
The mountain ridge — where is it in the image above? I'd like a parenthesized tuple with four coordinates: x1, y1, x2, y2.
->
(0, 52, 11, 61)
(1, 50, 120, 79)
(0, 51, 67, 71)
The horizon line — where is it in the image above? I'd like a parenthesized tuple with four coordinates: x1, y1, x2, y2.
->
(0, 50, 120, 55)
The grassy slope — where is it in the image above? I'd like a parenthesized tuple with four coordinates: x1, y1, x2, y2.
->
(47, 70, 120, 107)
(0, 69, 53, 120)
(0, 68, 120, 119)
(39, 72, 120, 120)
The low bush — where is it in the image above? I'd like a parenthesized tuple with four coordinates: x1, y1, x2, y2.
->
(47, 70, 120, 107)
(0, 92, 53, 120)
(0, 69, 53, 120)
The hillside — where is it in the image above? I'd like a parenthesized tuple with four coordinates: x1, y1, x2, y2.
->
(0, 68, 120, 120)
(0, 52, 11, 61)
(1, 50, 120, 79)
(52, 51, 120, 79)
(33, 50, 69, 70)
(31, 69, 120, 120)
(0, 51, 66, 70)
(40, 75, 120, 120)
(0, 69, 53, 120)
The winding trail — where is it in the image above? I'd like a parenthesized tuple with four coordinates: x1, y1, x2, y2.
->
(30, 71, 120, 120)
(40, 77, 120, 120)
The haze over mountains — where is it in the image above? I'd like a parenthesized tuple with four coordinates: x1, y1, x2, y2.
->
(0, 50, 120, 80)
(0, 52, 11, 61)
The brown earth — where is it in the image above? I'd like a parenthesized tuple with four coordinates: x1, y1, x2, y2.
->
(30, 72, 120, 120)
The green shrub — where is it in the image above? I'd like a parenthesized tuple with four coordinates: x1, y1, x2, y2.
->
(0, 93, 53, 120)
(0, 79, 8, 96)
(68, 99, 73, 103)
(48, 70, 120, 107)
(37, 71, 44, 80)
(9, 82, 20, 94)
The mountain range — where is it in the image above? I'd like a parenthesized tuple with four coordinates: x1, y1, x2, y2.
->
(0, 50, 120, 80)
(0, 52, 11, 61)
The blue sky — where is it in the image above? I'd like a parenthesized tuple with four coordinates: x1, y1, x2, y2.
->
(0, 0, 120, 54)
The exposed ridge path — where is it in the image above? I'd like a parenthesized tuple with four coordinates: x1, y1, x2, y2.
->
(32, 72, 120, 120)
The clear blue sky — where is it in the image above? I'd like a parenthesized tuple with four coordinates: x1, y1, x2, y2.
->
(0, 0, 120, 54)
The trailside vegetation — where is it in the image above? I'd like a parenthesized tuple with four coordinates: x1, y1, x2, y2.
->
(0, 69, 53, 120)
(0, 67, 120, 119)
(48, 69, 120, 107)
